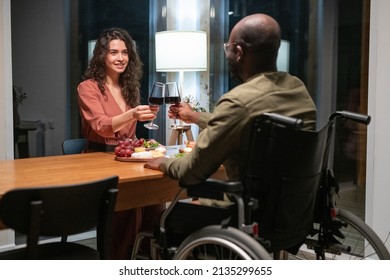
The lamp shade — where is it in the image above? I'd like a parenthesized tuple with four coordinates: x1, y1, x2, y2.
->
(155, 31, 207, 72)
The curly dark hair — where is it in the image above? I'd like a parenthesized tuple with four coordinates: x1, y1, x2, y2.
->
(82, 27, 143, 107)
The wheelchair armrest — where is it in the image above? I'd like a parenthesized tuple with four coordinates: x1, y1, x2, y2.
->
(179, 179, 244, 200)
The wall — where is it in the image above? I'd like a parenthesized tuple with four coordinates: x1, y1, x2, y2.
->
(366, 0, 390, 248)
(1, 0, 66, 247)
(0, 0, 13, 160)
(11, 0, 67, 156)
(0, 0, 14, 249)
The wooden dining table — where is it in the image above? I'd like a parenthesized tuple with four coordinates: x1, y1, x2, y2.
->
(0, 150, 226, 230)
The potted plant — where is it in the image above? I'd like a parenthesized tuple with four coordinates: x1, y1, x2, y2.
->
(182, 95, 207, 112)
(13, 85, 27, 144)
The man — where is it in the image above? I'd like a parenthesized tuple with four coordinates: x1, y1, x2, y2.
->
(145, 14, 316, 196)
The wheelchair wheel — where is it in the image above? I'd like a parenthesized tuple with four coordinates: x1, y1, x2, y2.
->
(334, 208, 390, 259)
(302, 208, 390, 260)
(173, 225, 272, 260)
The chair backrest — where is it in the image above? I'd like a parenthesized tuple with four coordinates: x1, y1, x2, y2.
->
(244, 113, 329, 252)
(62, 138, 87, 154)
(0, 176, 118, 259)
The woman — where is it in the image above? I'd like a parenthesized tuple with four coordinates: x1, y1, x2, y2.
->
(77, 27, 164, 259)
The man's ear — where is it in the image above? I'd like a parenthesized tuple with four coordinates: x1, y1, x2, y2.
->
(235, 44, 244, 62)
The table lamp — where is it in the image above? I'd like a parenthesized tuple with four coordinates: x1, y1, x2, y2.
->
(155, 30, 207, 92)
(155, 30, 207, 142)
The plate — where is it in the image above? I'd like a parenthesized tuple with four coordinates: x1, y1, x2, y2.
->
(115, 156, 153, 162)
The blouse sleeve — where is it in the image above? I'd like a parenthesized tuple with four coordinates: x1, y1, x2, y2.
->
(77, 81, 116, 138)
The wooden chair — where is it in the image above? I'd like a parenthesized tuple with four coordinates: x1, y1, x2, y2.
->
(62, 138, 87, 154)
(0, 176, 118, 260)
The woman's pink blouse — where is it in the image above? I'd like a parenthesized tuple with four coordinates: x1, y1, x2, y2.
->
(77, 79, 137, 145)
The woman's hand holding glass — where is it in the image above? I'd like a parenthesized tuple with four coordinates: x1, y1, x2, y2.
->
(133, 105, 159, 121)
(144, 82, 165, 130)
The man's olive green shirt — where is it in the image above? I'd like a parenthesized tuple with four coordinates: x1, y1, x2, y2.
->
(161, 72, 317, 186)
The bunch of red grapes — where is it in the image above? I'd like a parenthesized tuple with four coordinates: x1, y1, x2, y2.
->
(114, 138, 145, 157)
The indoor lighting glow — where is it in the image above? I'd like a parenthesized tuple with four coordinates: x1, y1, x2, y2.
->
(155, 30, 207, 137)
(155, 31, 207, 72)
(277, 40, 290, 72)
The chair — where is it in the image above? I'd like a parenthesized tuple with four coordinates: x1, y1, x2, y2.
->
(0, 176, 118, 260)
(62, 138, 87, 154)
(134, 113, 329, 259)
(241, 113, 328, 253)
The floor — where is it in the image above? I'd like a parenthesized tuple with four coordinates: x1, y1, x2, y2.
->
(289, 182, 367, 260)
(13, 181, 367, 258)
(337, 181, 365, 219)
(75, 237, 96, 250)
(74, 181, 368, 258)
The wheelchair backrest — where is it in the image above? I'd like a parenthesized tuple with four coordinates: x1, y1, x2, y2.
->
(244, 113, 329, 252)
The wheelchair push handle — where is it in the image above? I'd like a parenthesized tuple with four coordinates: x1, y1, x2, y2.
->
(261, 113, 304, 129)
(329, 110, 371, 125)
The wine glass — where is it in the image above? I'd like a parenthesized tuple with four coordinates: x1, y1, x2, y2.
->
(144, 82, 165, 130)
(165, 82, 181, 128)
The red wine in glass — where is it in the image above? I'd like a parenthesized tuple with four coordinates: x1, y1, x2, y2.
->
(144, 82, 165, 130)
(148, 97, 164, 105)
(165, 82, 181, 128)
(165, 96, 181, 103)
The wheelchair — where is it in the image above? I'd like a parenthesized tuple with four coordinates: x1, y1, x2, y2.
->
(132, 111, 390, 260)
(298, 111, 389, 260)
